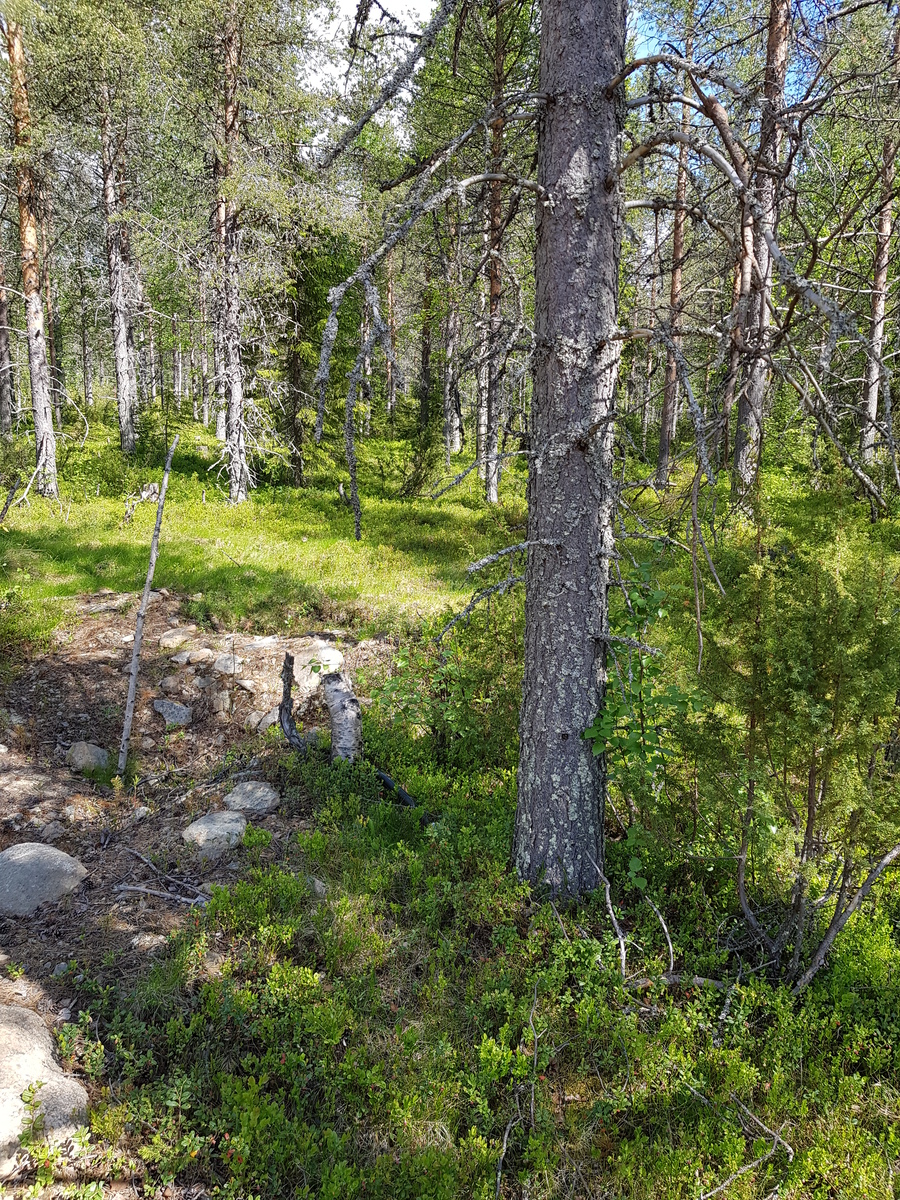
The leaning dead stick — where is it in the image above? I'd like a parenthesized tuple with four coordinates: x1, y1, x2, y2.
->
(0, 474, 20, 524)
(117, 436, 179, 775)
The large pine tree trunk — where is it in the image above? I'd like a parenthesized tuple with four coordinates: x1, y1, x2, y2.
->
(6, 20, 57, 496)
(0, 255, 13, 436)
(732, 0, 790, 496)
(513, 0, 624, 896)
(100, 93, 137, 454)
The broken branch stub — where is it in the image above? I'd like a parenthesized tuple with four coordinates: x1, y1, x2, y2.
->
(322, 672, 363, 763)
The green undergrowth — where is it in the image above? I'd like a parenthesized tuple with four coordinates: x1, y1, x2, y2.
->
(48, 594, 900, 1199)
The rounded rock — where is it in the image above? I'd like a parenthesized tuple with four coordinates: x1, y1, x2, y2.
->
(182, 811, 246, 858)
(65, 742, 108, 772)
(223, 781, 280, 816)
(0, 844, 88, 917)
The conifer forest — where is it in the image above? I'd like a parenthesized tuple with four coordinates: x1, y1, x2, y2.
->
(2, 0, 900, 1195)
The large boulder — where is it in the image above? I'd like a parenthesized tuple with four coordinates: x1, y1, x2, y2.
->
(0, 1006, 88, 1178)
(182, 811, 246, 858)
(0, 845, 87, 917)
(65, 742, 108, 772)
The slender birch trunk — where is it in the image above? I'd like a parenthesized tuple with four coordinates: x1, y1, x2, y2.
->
(100, 87, 137, 453)
(385, 251, 397, 426)
(199, 283, 210, 425)
(514, 0, 625, 896)
(6, 20, 57, 496)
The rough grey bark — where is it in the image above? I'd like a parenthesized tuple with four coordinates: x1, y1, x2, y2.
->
(322, 673, 363, 762)
(513, 0, 625, 897)
(6, 20, 57, 496)
(199, 284, 210, 426)
(860, 138, 896, 463)
(100, 93, 137, 454)
(213, 314, 227, 440)
(732, 0, 790, 495)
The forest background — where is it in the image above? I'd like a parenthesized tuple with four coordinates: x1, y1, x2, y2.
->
(2, 0, 900, 1194)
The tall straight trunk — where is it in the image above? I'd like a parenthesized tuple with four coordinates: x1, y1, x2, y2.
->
(100, 89, 137, 453)
(443, 202, 462, 463)
(0, 254, 13, 435)
(476, 244, 488, 477)
(860, 22, 899, 463)
(172, 314, 182, 407)
(718, 209, 753, 463)
(214, 9, 249, 502)
(642, 215, 659, 456)
(656, 28, 692, 485)
(148, 311, 158, 406)
(485, 12, 506, 503)
(6, 21, 57, 496)
(199, 284, 210, 425)
(385, 251, 397, 425)
(514, 0, 625, 896)
(732, 0, 790, 496)
(190, 340, 198, 421)
(39, 212, 61, 429)
(79, 270, 93, 409)
(418, 272, 433, 430)
(213, 314, 227, 440)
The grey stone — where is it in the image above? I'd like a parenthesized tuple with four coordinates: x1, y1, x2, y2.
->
(257, 706, 281, 733)
(40, 821, 64, 843)
(159, 626, 196, 651)
(140, 737, 155, 750)
(188, 647, 216, 664)
(212, 652, 243, 676)
(65, 742, 108, 772)
(52, 963, 68, 978)
(131, 933, 165, 952)
(153, 699, 192, 727)
(182, 811, 246, 858)
(309, 877, 327, 900)
(132, 806, 151, 821)
(223, 781, 280, 815)
(0, 745, 7, 755)
(245, 711, 265, 731)
(0, 1004, 89, 1179)
(0, 844, 87, 917)
(212, 690, 232, 715)
(169, 650, 192, 666)
(159, 675, 181, 695)
(237, 678, 256, 693)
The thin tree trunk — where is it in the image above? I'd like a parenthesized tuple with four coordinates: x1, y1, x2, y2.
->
(100, 86, 137, 454)
(199, 283, 210, 425)
(172, 314, 181, 408)
(214, 9, 249, 503)
(732, 0, 790, 497)
(0, 254, 13, 435)
(418, 270, 433, 431)
(148, 311, 157, 405)
(718, 211, 752, 464)
(6, 20, 57, 496)
(485, 12, 506, 504)
(642, 216, 659, 456)
(385, 251, 397, 426)
(476, 247, 488, 478)
(213, 314, 226, 440)
(656, 28, 692, 486)
(443, 202, 462, 464)
(79, 270, 93, 409)
(514, 0, 625, 897)
(860, 140, 896, 462)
